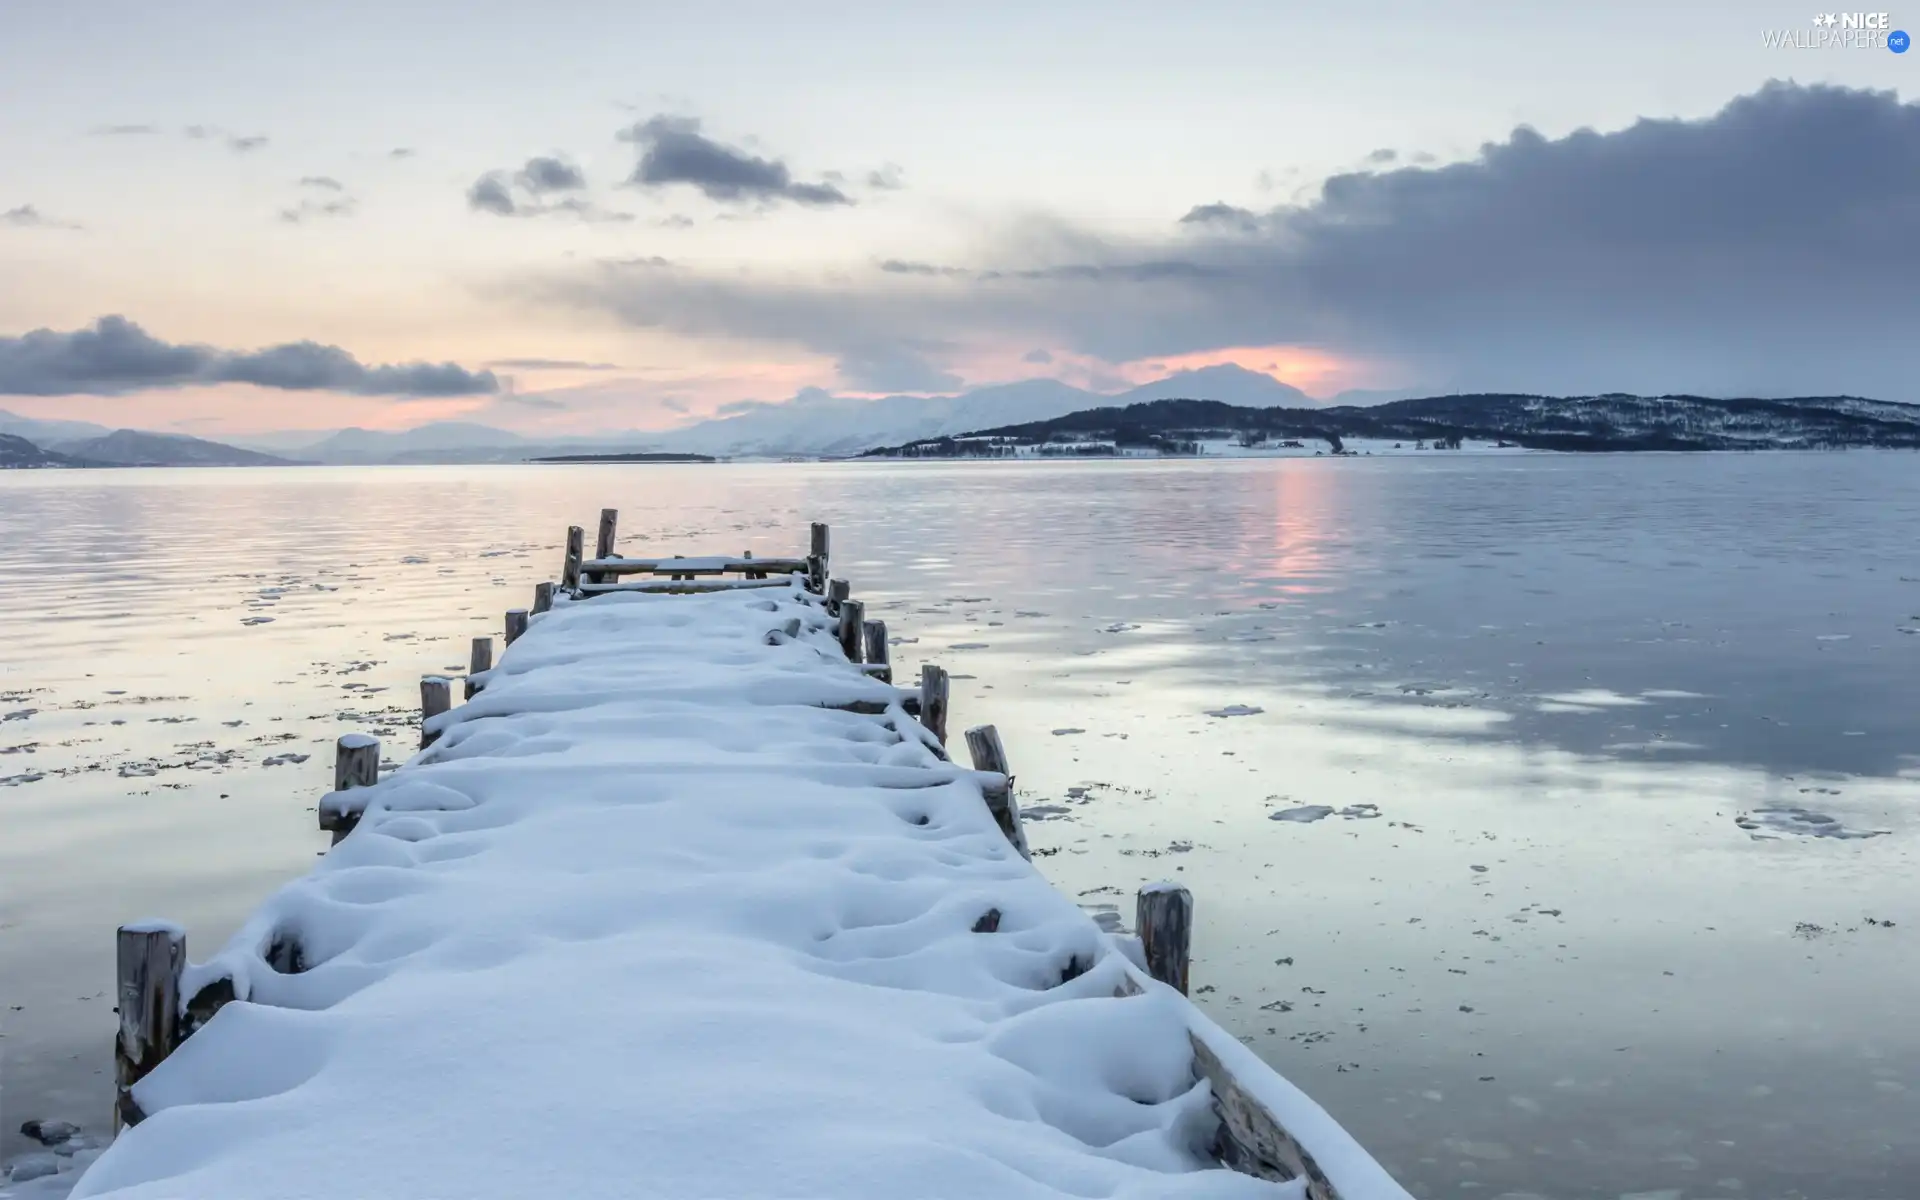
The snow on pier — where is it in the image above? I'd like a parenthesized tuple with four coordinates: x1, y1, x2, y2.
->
(70, 517, 1413, 1200)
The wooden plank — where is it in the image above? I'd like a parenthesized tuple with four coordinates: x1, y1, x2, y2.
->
(1136, 883, 1192, 994)
(963, 724, 1029, 858)
(420, 677, 452, 749)
(465, 636, 493, 700)
(115, 923, 185, 1130)
(576, 577, 797, 596)
(918, 664, 950, 745)
(1189, 1033, 1341, 1199)
(862, 620, 891, 684)
(561, 526, 585, 592)
(838, 599, 865, 663)
(505, 608, 529, 645)
(532, 581, 555, 615)
(580, 556, 808, 578)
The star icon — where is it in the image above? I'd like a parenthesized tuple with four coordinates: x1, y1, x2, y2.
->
(1816, 12, 1837, 25)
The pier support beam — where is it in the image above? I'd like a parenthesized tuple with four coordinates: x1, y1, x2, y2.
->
(466, 636, 493, 700)
(862, 620, 891, 683)
(115, 922, 185, 1130)
(505, 608, 529, 646)
(827, 578, 849, 618)
(963, 724, 1029, 858)
(838, 599, 865, 663)
(561, 526, 585, 593)
(808, 523, 830, 593)
(532, 581, 555, 615)
(918, 664, 950, 745)
(420, 677, 452, 748)
(1136, 883, 1193, 995)
(323, 733, 380, 843)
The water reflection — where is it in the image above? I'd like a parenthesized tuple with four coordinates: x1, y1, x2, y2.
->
(2, 456, 1917, 1199)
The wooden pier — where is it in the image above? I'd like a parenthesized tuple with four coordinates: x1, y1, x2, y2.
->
(95, 513, 1413, 1200)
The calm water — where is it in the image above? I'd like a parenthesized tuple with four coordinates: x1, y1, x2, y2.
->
(3, 456, 1918, 1199)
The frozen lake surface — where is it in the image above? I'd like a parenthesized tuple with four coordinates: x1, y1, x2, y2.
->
(3, 454, 1917, 1199)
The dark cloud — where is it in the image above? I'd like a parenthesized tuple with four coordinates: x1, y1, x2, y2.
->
(547, 82, 1920, 401)
(2, 205, 83, 231)
(1178, 202, 1258, 230)
(0, 316, 499, 397)
(835, 343, 963, 393)
(389, 147, 417, 159)
(280, 197, 356, 224)
(618, 116, 851, 207)
(180, 124, 268, 153)
(228, 135, 268, 154)
(90, 124, 159, 136)
(516, 156, 586, 194)
(493, 392, 567, 410)
(299, 176, 346, 191)
(467, 173, 517, 215)
(1365, 148, 1398, 164)
(1022, 348, 1054, 364)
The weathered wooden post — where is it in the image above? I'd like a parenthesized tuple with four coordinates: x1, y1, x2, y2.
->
(1136, 883, 1193, 995)
(561, 526, 585, 593)
(115, 921, 185, 1129)
(323, 733, 380, 844)
(420, 676, 451, 748)
(505, 608, 529, 645)
(838, 599, 865, 662)
(808, 522, 830, 592)
(918, 663, 950, 744)
(827, 578, 850, 618)
(963, 724, 1029, 858)
(862, 619, 891, 683)
(742, 549, 763, 580)
(587, 509, 618, 584)
(465, 636, 493, 700)
(532, 581, 555, 615)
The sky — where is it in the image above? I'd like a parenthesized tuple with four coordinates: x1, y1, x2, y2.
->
(1, 0, 1916, 439)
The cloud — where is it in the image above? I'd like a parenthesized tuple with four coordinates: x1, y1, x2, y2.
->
(516, 156, 585, 193)
(0, 316, 499, 397)
(484, 358, 622, 370)
(468, 158, 629, 222)
(182, 124, 267, 153)
(866, 164, 906, 191)
(1365, 148, 1398, 164)
(280, 197, 356, 224)
(1022, 348, 1054, 364)
(1178, 202, 1258, 230)
(835, 343, 963, 393)
(2, 205, 83, 231)
(545, 82, 1920, 401)
(299, 176, 346, 191)
(228, 135, 268, 153)
(618, 115, 852, 207)
(90, 124, 159, 136)
(493, 392, 568, 410)
(389, 147, 417, 159)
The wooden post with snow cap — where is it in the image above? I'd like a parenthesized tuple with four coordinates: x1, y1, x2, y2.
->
(1136, 883, 1193, 995)
(827, 578, 849, 618)
(561, 526, 585, 593)
(838, 599, 865, 663)
(115, 921, 185, 1130)
(963, 724, 1029, 858)
(505, 608, 529, 646)
(466, 636, 493, 700)
(807, 522, 830, 593)
(324, 733, 380, 843)
(532, 581, 555, 615)
(918, 663, 950, 745)
(420, 676, 452, 748)
(862, 619, 891, 683)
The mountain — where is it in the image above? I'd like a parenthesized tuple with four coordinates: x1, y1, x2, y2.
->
(867, 393, 1920, 455)
(651, 365, 1312, 458)
(0, 409, 113, 445)
(0, 432, 84, 468)
(50, 429, 299, 466)
(288, 422, 530, 464)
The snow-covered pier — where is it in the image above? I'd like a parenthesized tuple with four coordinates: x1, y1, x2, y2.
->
(81, 514, 1414, 1200)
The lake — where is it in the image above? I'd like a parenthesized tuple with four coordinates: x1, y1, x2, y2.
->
(3, 454, 1917, 1200)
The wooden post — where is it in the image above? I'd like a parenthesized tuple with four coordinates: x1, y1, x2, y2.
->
(808, 522, 830, 593)
(918, 663, 949, 745)
(862, 619, 891, 683)
(505, 608, 529, 645)
(963, 724, 1029, 858)
(561, 525, 585, 593)
(115, 922, 185, 1129)
(838, 599, 865, 663)
(465, 636, 494, 700)
(420, 676, 451, 748)
(1136, 883, 1194, 995)
(532, 581, 555, 615)
(827, 578, 849, 618)
(325, 733, 380, 844)
(742, 550, 763, 580)
(595, 508, 618, 559)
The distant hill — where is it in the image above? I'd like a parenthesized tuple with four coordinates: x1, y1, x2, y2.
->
(286, 422, 530, 464)
(0, 408, 113, 446)
(50, 429, 300, 466)
(867, 393, 1920, 456)
(0, 432, 84, 468)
